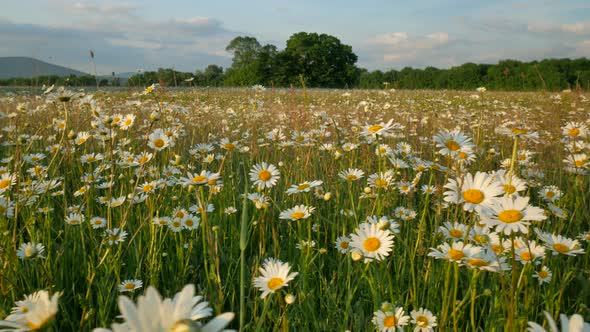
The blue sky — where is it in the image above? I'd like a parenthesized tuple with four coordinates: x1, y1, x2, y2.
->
(1, 0, 589, 74)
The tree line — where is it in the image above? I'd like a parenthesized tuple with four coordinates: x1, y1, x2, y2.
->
(2, 32, 589, 91)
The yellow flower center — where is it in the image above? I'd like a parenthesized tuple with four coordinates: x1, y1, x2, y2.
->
(473, 235, 488, 244)
(568, 128, 580, 136)
(538, 270, 549, 278)
(175, 211, 185, 219)
(574, 160, 585, 167)
(463, 189, 484, 204)
(0, 179, 10, 189)
(153, 138, 165, 148)
(503, 184, 516, 194)
(374, 179, 388, 187)
(368, 125, 383, 133)
(142, 185, 153, 192)
(449, 229, 463, 238)
(416, 316, 429, 327)
(192, 175, 207, 183)
(545, 191, 555, 197)
(258, 170, 271, 181)
(109, 235, 119, 242)
(24, 246, 38, 258)
(511, 128, 528, 135)
(553, 243, 570, 254)
(172, 221, 181, 228)
(340, 241, 349, 249)
(125, 119, 133, 126)
(224, 143, 236, 150)
(139, 156, 149, 164)
(297, 183, 310, 191)
(383, 315, 396, 327)
(267, 277, 284, 290)
(498, 209, 523, 223)
(445, 140, 460, 151)
(491, 244, 502, 253)
(448, 249, 465, 260)
(458, 151, 468, 159)
(346, 174, 357, 180)
(467, 258, 489, 267)
(520, 252, 532, 261)
(363, 237, 381, 252)
(185, 219, 194, 227)
(291, 212, 305, 219)
(94, 220, 103, 225)
(124, 283, 136, 290)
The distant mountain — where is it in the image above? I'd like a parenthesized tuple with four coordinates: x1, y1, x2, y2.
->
(0, 57, 88, 79)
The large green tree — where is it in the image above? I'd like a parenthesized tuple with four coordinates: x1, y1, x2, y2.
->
(280, 32, 358, 87)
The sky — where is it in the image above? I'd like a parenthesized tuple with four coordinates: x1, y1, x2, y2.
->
(1, 0, 589, 75)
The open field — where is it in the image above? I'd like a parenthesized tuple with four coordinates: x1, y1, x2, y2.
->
(0, 87, 588, 331)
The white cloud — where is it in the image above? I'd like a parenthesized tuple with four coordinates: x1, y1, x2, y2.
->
(528, 20, 590, 35)
(369, 32, 408, 46)
(427, 32, 449, 44)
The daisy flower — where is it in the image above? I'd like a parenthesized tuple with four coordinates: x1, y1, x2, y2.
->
(439, 222, 468, 241)
(433, 129, 475, 157)
(249, 162, 280, 189)
(105, 228, 128, 245)
(253, 258, 298, 299)
(367, 171, 395, 190)
(90, 216, 107, 229)
(168, 218, 184, 232)
(350, 223, 394, 263)
(119, 279, 143, 293)
(562, 121, 588, 139)
(479, 196, 546, 235)
(443, 171, 503, 213)
(338, 168, 365, 181)
(119, 114, 136, 130)
(335, 236, 351, 254)
(527, 311, 590, 332)
(285, 180, 323, 195)
(0, 290, 60, 330)
(538, 232, 585, 256)
(93, 284, 233, 332)
(0, 173, 16, 194)
(147, 129, 170, 151)
(363, 119, 397, 138)
(428, 241, 482, 264)
(16, 242, 45, 260)
(515, 240, 545, 265)
(411, 308, 437, 332)
(533, 266, 552, 285)
(279, 205, 315, 221)
(539, 185, 562, 202)
(65, 212, 84, 225)
(372, 307, 410, 331)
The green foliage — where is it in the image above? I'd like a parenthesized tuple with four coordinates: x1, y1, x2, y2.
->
(359, 58, 590, 91)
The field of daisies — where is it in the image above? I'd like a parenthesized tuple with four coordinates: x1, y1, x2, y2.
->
(0, 85, 588, 331)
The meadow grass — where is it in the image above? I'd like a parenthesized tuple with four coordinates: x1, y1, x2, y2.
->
(0, 87, 588, 331)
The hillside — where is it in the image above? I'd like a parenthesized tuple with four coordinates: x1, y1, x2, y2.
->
(0, 57, 88, 79)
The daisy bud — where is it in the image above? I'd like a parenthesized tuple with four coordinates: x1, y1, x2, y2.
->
(351, 249, 363, 261)
(323, 192, 332, 201)
(364, 187, 371, 194)
(483, 289, 492, 296)
(103, 115, 113, 124)
(319, 248, 327, 254)
(285, 294, 296, 304)
(278, 161, 284, 167)
(67, 130, 77, 140)
(150, 111, 161, 122)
